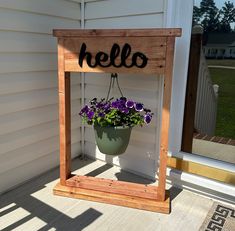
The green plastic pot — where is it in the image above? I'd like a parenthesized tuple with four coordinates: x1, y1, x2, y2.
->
(94, 125, 132, 155)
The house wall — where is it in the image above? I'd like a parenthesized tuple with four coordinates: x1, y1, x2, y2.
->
(0, 0, 81, 194)
(83, 0, 165, 178)
(204, 46, 235, 58)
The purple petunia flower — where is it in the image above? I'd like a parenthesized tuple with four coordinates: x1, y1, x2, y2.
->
(87, 110, 94, 120)
(98, 112, 105, 117)
(79, 105, 89, 115)
(119, 98, 126, 105)
(117, 105, 124, 111)
(104, 103, 111, 111)
(121, 108, 129, 114)
(125, 100, 134, 108)
(79, 96, 153, 127)
(144, 114, 152, 124)
(111, 101, 118, 108)
(96, 102, 104, 109)
(135, 103, 143, 111)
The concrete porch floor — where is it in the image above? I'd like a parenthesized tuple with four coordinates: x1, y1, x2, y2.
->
(0, 158, 218, 231)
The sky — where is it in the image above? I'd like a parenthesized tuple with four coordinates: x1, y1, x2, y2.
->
(195, 0, 235, 8)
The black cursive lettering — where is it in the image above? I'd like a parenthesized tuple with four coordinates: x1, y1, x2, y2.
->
(78, 42, 148, 69)
(132, 52, 148, 68)
(79, 43, 96, 68)
(110, 43, 121, 67)
(95, 52, 110, 67)
(121, 43, 133, 68)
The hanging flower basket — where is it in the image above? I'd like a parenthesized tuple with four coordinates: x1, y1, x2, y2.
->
(79, 97, 153, 155)
(79, 73, 153, 155)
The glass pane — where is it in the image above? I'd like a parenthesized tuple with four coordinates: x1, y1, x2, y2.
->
(186, 0, 235, 164)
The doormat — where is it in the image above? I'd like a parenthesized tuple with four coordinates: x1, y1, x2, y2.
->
(199, 202, 235, 231)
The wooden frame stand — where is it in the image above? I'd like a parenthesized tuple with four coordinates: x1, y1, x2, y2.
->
(53, 29, 181, 214)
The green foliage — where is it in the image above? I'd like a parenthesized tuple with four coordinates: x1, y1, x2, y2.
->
(193, 0, 235, 33)
(200, 0, 220, 33)
(220, 1, 235, 32)
(193, 6, 202, 25)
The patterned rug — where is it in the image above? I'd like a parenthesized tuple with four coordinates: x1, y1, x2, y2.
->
(199, 202, 235, 231)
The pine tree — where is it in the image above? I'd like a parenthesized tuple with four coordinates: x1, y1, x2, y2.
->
(193, 6, 202, 26)
(199, 0, 220, 33)
(219, 1, 235, 32)
(194, 0, 235, 33)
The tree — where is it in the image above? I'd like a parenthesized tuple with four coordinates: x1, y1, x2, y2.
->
(193, 6, 202, 26)
(200, 0, 217, 13)
(193, 0, 235, 33)
(219, 1, 235, 32)
(199, 0, 220, 33)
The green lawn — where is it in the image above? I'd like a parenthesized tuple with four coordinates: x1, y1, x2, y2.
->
(209, 68, 235, 139)
(207, 59, 235, 67)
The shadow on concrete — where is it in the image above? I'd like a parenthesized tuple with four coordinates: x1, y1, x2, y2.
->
(0, 157, 102, 231)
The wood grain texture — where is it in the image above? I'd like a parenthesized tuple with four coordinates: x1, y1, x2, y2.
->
(157, 37, 175, 201)
(63, 37, 166, 74)
(53, 28, 182, 37)
(64, 37, 166, 74)
(54, 182, 170, 213)
(66, 175, 158, 200)
(65, 61, 165, 74)
(58, 38, 71, 185)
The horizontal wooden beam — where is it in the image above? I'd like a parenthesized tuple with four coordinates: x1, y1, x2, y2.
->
(54, 182, 170, 213)
(53, 28, 182, 38)
(61, 36, 167, 74)
(66, 175, 158, 200)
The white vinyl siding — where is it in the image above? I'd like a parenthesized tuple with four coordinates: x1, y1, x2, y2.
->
(83, 0, 165, 178)
(0, 0, 81, 193)
(85, 0, 164, 29)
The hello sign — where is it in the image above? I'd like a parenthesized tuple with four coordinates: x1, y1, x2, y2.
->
(55, 29, 182, 74)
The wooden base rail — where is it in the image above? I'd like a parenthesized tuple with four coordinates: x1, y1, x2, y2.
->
(66, 175, 158, 200)
(54, 175, 170, 213)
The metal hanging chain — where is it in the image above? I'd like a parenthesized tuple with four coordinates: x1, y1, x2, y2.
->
(106, 73, 124, 101)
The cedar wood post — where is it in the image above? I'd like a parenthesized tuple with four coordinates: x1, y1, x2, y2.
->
(58, 38, 71, 185)
(157, 37, 175, 201)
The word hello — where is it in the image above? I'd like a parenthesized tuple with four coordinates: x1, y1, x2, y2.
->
(78, 43, 148, 68)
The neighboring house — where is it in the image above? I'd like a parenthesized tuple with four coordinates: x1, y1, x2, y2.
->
(203, 33, 235, 59)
